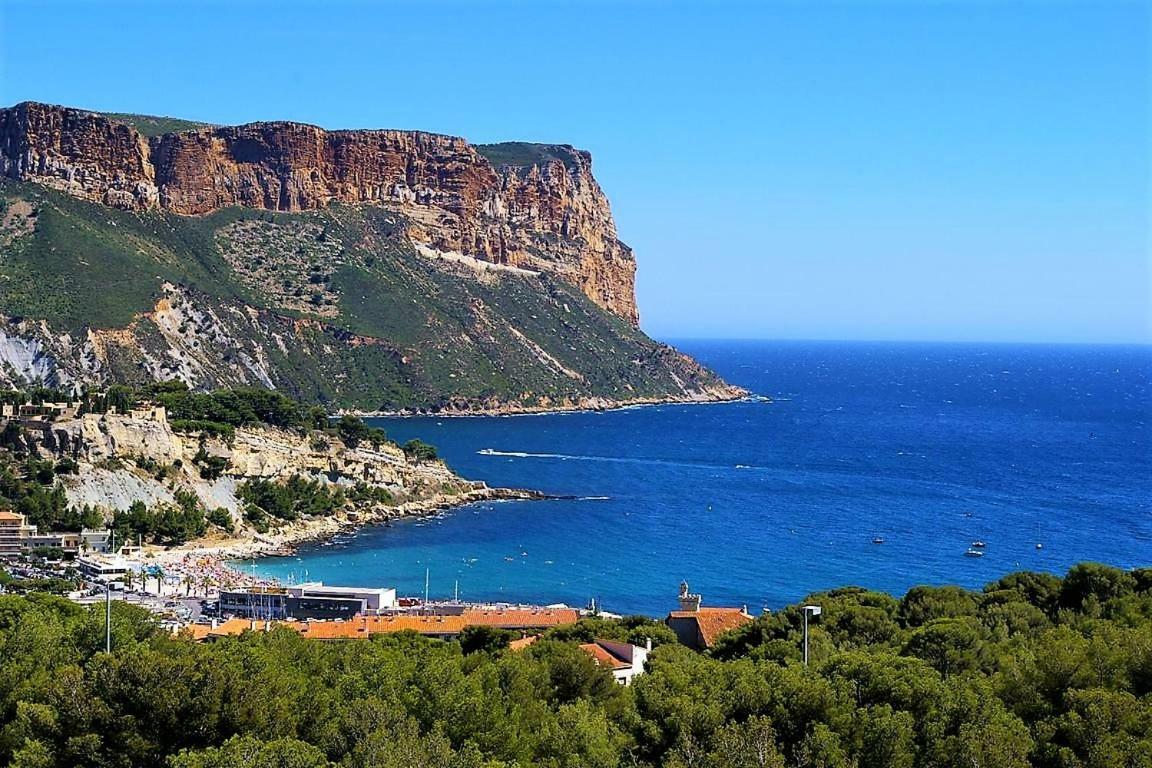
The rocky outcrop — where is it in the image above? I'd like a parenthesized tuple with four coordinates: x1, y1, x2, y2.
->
(29, 406, 478, 520)
(0, 102, 638, 323)
(0, 102, 158, 209)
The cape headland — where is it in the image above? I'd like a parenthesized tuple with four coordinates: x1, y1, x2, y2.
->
(0, 102, 744, 412)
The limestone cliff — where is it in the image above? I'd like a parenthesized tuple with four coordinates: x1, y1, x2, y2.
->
(1, 101, 638, 323)
(24, 405, 485, 527)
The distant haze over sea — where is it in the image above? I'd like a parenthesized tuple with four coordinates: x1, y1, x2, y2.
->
(250, 341, 1152, 615)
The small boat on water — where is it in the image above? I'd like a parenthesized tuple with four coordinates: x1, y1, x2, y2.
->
(872, 536, 885, 544)
(970, 541, 986, 548)
(964, 548, 984, 558)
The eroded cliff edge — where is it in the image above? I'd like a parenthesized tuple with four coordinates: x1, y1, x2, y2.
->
(1, 101, 636, 323)
(0, 102, 744, 411)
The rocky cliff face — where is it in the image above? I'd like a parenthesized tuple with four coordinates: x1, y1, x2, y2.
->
(0, 102, 638, 323)
(26, 406, 474, 520)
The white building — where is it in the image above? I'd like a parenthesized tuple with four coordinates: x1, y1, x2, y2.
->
(579, 639, 651, 685)
(76, 554, 135, 579)
(288, 583, 397, 611)
(0, 511, 110, 557)
(219, 583, 398, 620)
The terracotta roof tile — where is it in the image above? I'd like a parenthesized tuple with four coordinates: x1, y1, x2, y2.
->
(180, 608, 580, 642)
(579, 641, 631, 670)
(667, 607, 752, 648)
(695, 608, 752, 647)
(509, 634, 540, 651)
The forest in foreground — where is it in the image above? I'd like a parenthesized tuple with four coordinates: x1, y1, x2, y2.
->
(0, 562, 1149, 768)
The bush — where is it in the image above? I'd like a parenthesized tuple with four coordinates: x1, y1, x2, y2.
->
(237, 475, 345, 523)
(206, 507, 234, 533)
(193, 448, 229, 481)
(171, 419, 236, 440)
(336, 415, 386, 449)
(402, 439, 438, 461)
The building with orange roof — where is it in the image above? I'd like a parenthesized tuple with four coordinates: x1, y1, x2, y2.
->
(509, 634, 540, 652)
(180, 606, 580, 643)
(665, 581, 753, 650)
(578, 638, 650, 685)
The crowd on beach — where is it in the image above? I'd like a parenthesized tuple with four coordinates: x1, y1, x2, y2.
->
(119, 551, 280, 599)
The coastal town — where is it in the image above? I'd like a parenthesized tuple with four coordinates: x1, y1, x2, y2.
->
(0, 390, 755, 678)
(2, 508, 753, 674)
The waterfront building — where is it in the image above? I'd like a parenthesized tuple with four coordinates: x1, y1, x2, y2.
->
(218, 583, 399, 620)
(76, 554, 135, 579)
(665, 581, 753, 650)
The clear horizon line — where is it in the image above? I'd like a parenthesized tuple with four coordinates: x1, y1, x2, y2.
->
(653, 335, 1152, 347)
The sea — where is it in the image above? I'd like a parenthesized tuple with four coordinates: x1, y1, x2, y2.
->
(245, 341, 1152, 616)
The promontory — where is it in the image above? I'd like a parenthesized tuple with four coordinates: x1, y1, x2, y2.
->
(0, 102, 742, 412)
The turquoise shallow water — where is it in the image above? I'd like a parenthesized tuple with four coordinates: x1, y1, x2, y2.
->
(246, 341, 1152, 616)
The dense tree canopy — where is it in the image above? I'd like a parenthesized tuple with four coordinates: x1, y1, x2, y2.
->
(0, 563, 1148, 767)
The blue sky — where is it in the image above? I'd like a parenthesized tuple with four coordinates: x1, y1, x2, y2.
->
(1, 1, 1148, 343)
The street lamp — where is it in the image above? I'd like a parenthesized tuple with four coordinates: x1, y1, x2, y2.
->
(802, 605, 821, 666)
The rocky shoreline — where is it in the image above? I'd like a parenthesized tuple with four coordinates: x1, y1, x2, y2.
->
(351, 389, 753, 419)
(153, 485, 547, 568)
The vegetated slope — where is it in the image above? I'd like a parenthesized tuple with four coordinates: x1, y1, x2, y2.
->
(100, 111, 218, 136)
(0, 101, 742, 411)
(0, 563, 1148, 767)
(0, 179, 735, 410)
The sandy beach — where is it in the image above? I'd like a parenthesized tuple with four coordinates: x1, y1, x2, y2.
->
(137, 485, 545, 596)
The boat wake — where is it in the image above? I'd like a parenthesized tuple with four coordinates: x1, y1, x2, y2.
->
(477, 448, 763, 473)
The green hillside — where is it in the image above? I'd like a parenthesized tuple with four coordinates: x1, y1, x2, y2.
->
(0, 180, 731, 410)
(476, 142, 583, 170)
(101, 111, 216, 136)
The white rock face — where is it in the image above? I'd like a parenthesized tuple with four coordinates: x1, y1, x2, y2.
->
(43, 406, 468, 518)
(63, 466, 179, 511)
(0, 329, 57, 384)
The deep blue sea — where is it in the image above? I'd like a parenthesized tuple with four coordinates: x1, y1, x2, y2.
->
(248, 341, 1152, 616)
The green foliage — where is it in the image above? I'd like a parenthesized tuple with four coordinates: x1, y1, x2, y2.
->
(111, 493, 206, 546)
(475, 142, 583, 171)
(237, 475, 345, 523)
(0, 180, 728, 411)
(458, 625, 516, 656)
(345, 483, 393, 505)
(170, 420, 235, 440)
(401, 438, 438, 461)
(0, 460, 99, 532)
(545, 615, 678, 648)
(100, 111, 215, 137)
(205, 507, 233, 533)
(192, 447, 229, 481)
(158, 388, 314, 432)
(169, 736, 331, 768)
(0, 564, 1147, 768)
(335, 415, 386, 449)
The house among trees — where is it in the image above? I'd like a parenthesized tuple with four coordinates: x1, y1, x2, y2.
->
(578, 638, 651, 685)
(665, 581, 753, 650)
